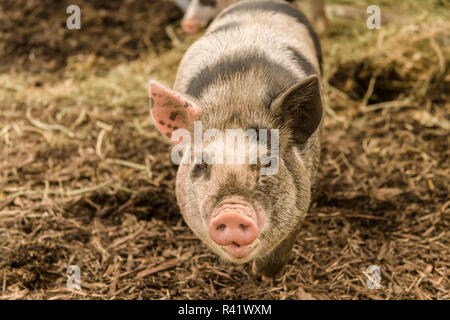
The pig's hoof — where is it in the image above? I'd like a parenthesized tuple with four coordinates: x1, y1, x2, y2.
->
(252, 261, 274, 282)
(252, 259, 286, 279)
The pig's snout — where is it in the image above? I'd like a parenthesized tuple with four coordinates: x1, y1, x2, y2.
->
(209, 210, 259, 258)
(181, 19, 202, 33)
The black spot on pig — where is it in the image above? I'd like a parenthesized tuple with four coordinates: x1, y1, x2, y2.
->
(186, 51, 297, 99)
(170, 111, 180, 121)
(209, 22, 241, 34)
(286, 46, 317, 75)
(191, 163, 211, 180)
(218, 0, 322, 70)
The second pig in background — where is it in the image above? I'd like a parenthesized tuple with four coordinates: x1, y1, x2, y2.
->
(175, 0, 327, 33)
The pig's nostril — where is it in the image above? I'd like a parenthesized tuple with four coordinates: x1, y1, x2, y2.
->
(216, 224, 226, 231)
(239, 224, 248, 230)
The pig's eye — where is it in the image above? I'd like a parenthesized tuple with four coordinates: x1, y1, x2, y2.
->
(191, 162, 210, 179)
(249, 161, 271, 171)
(258, 160, 276, 177)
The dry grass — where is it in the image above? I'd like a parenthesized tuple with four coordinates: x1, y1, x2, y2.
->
(0, 0, 448, 299)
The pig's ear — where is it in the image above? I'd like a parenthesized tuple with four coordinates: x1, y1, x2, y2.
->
(271, 75, 323, 146)
(149, 80, 201, 142)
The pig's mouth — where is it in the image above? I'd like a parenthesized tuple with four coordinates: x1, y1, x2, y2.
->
(207, 198, 264, 261)
(220, 238, 260, 260)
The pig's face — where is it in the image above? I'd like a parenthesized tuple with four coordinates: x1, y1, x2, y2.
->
(175, 141, 310, 263)
(149, 77, 322, 263)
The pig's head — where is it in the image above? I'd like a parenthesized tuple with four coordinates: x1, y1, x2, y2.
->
(149, 77, 322, 264)
(181, 0, 236, 33)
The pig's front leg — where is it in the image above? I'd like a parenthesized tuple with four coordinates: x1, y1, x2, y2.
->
(252, 232, 298, 279)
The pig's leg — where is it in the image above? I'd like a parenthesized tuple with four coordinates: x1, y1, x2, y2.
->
(311, 0, 328, 32)
(253, 233, 298, 278)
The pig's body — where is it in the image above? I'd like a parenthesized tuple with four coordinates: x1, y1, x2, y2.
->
(149, 0, 323, 277)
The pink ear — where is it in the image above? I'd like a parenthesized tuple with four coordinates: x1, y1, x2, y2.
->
(149, 81, 201, 143)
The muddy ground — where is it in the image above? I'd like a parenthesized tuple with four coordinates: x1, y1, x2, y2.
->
(0, 0, 448, 299)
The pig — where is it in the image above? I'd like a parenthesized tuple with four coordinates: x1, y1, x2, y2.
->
(176, 0, 327, 34)
(179, 0, 237, 33)
(149, 0, 324, 277)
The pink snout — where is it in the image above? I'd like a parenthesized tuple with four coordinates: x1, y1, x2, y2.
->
(181, 19, 202, 33)
(208, 210, 259, 258)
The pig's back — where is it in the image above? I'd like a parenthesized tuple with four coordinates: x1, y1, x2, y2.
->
(174, 0, 322, 104)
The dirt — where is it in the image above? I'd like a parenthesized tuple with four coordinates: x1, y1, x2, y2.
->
(0, 0, 182, 73)
(0, 0, 448, 300)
